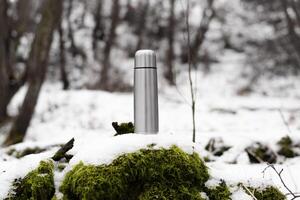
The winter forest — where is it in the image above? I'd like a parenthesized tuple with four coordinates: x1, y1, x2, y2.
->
(0, 0, 300, 199)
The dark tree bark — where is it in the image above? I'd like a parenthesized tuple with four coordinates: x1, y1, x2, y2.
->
(3, 0, 63, 146)
(124, 0, 135, 23)
(92, 0, 105, 59)
(0, 0, 10, 121)
(66, 0, 86, 60)
(98, 0, 120, 90)
(59, 19, 70, 90)
(281, 0, 300, 66)
(0, 0, 32, 123)
(135, 0, 150, 51)
(165, 0, 176, 85)
(181, 0, 215, 65)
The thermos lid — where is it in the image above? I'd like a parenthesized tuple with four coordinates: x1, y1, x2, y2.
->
(135, 50, 156, 68)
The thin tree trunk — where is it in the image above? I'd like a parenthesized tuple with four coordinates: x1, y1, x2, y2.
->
(124, 0, 135, 23)
(165, 0, 176, 85)
(0, 0, 9, 121)
(0, 0, 31, 122)
(92, 0, 104, 59)
(135, 0, 149, 51)
(4, 0, 63, 146)
(59, 20, 70, 90)
(99, 0, 120, 90)
(181, 0, 215, 64)
(281, 0, 300, 67)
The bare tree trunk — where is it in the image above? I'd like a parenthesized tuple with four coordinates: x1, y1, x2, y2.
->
(290, 0, 300, 27)
(135, 0, 149, 51)
(66, 0, 85, 60)
(281, 0, 300, 67)
(165, 0, 176, 85)
(181, 0, 215, 64)
(59, 19, 70, 90)
(92, 0, 104, 59)
(0, 0, 32, 122)
(3, 0, 63, 146)
(0, 0, 10, 121)
(124, 0, 135, 23)
(98, 0, 120, 90)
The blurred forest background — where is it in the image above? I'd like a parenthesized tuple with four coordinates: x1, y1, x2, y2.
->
(0, 0, 300, 146)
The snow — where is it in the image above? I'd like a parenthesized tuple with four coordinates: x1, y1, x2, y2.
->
(0, 50, 300, 199)
(231, 187, 253, 200)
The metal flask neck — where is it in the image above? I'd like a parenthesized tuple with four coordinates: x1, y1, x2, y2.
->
(134, 50, 159, 134)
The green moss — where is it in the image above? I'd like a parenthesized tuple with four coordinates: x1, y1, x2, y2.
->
(112, 122, 134, 136)
(57, 163, 67, 172)
(277, 136, 297, 158)
(138, 184, 205, 200)
(6, 160, 55, 200)
(246, 143, 277, 163)
(60, 145, 209, 200)
(277, 136, 293, 146)
(245, 186, 286, 200)
(205, 180, 231, 200)
(205, 138, 231, 157)
(7, 147, 46, 158)
(278, 146, 296, 158)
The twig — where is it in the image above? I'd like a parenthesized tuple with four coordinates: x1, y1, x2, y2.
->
(241, 184, 258, 200)
(263, 164, 300, 199)
(181, 0, 196, 143)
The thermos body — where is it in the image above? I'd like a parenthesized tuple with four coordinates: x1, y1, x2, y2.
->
(134, 50, 159, 133)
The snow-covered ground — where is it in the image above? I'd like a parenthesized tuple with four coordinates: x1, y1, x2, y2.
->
(0, 51, 300, 199)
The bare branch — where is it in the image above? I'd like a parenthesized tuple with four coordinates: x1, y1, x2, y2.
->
(263, 164, 300, 199)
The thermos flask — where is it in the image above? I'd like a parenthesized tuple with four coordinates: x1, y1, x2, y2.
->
(134, 50, 159, 134)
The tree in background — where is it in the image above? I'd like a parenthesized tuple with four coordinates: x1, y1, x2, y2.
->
(134, 0, 150, 51)
(0, 0, 34, 123)
(181, 0, 216, 66)
(165, 0, 176, 85)
(4, 0, 63, 146)
(59, 14, 70, 90)
(94, 0, 129, 91)
(241, 0, 300, 76)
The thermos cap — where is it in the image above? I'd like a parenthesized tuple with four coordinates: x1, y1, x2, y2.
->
(135, 50, 156, 68)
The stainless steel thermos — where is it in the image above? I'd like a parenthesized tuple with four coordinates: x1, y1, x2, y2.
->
(134, 50, 159, 134)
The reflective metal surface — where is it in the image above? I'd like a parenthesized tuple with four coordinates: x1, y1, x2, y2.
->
(134, 50, 158, 134)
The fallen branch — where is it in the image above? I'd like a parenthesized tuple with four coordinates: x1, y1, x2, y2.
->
(51, 138, 74, 162)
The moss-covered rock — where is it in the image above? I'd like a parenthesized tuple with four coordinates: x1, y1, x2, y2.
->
(244, 186, 286, 200)
(138, 184, 205, 200)
(112, 122, 135, 136)
(6, 160, 55, 200)
(7, 147, 46, 159)
(60, 145, 209, 200)
(205, 180, 231, 200)
(245, 142, 277, 163)
(277, 136, 297, 158)
(205, 138, 231, 157)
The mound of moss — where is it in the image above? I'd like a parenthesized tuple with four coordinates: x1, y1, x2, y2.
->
(6, 160, 55, 200)
(205, 138, 231, 157)
(205, 180, 231, 200)
(244, 186, 286, 200)
(138, 184, 205, 200)
(277, 136, 297, 158)
(112, 122, 134, 136)
(4, 144, 286, 200)
(246, 142, 277, 163)
(7, 147, 47, 159)
(60, 145, 209, 200)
